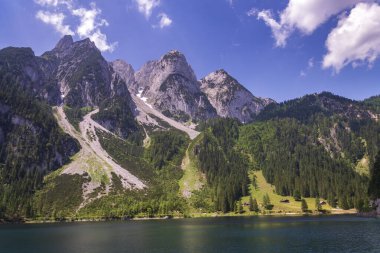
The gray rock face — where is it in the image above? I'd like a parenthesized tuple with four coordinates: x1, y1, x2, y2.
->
(0, 47, 61, 104)
(134, 50, 217, 122)
(42, 36, 118, 107)
(111, 59, 138, 94)
(0, 36, 138, 138)
(200, 69, 274, 123)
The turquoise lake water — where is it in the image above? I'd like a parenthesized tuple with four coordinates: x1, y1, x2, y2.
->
(1, 215, 379, 253)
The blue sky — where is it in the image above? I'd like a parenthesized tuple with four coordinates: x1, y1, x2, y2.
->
(0, 0, 380, 102)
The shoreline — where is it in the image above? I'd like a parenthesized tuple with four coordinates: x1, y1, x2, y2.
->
(1, 209, 370, 225)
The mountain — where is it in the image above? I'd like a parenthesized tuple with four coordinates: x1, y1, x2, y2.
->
(0, 49, 80, 217)
(0, 36, 143, 218)
(41, 36, 139, 139)
(134, 50, 217, 122)
(200, 69, 274, 123)
(1, 36, 380, 220)
(111, 59, 137, 93)
(364, 95, 380, 113)
(237, 92, 380, 210)
(257, 92, 379, 122)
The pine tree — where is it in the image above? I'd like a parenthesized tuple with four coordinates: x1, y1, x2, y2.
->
(251, 198, 259, 212)
(263, 193, 272, 210)
(301, 199, 308, 212)
(249, 195, 254, 211)
(237, 200, 243, 214)
(369, 151, 380, 199)
(315, 197, 321, 211)
(293, 190, 301, 201)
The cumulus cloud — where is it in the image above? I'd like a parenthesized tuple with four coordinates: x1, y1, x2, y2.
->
(323, 3, 380, 72)
(34, 1, 116, 52)
(157, 13, 172, 28)
(253, 0, 369, 47)
(36, 11, 74, 36)
(134, 0, 160, 18)
(72, 3, 116, 52)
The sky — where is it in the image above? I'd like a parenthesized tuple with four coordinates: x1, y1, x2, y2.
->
(0, 0, 380, 102)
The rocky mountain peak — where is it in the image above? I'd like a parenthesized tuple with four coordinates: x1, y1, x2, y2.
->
(134, 50, 217, 122)
(155, 50, 197, 82)
(111, 59, 138, 93)
(54, 35, 74, 52)
(200, 70, 274, 123)
(202, 69, 240, 89)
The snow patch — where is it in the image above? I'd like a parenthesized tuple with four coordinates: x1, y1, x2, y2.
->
(136, 87, 153, 109)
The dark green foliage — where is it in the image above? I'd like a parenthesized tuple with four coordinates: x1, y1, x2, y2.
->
(190, 187, 215, 213)
(315, 197, 321, 211)
(0, 76, 79, 219)
(263, 193, 272, 210)
(93, 96, 143, 142)
(239, 116, 378, 209)
(63, 106, 92, 131)
(251, 198, 259, 212)
(249, 195, 254, 212)
(301, 199, 308, 212)
(364, 95, 380, 113)
(368, 152, 380, 199)
(0, 47, 60, 105)
(96, 129, 154, 183)
(146, 131, 189, 170)
(79, 130, 190, 218)
(34, 174, 87, 218)
(237, 200, 243, 214)
(256, 92, 359, 123)
(293, 190, 301, 201)
(194, 118, 249, 212)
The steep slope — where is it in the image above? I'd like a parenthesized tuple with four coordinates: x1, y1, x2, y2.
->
(0, 73, 79, 218)
(200, 69, 274, 123)
(364, 95, 380, 113)
(0, 47, 60, 104)
(258, 92, 379, 122)
(238, 92, 380, 210)
(41, 36, 140, 139)
(134, 50, 217, 122)
(111, 59, 138, 93)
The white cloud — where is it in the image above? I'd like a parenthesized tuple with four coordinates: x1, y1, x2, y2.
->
(36, 11, 74, 36)
(256, 10, 290, 47)
(34, 0, 71, 7)
(72, 3, 116, 52)
(253, 0, 369, 47)
(134, 0, 160, 18)
(323, 3, 380, 72)
(227, 0, 235, 7)
(35, 1, 116, 52)
(157, 13, 172, 28)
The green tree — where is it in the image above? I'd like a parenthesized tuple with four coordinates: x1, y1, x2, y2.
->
(293, 190, 301, 201)
(236, 200, 243, 214)
(301, 199, 308, 212)
(369, 151, 380, 199)
(339, 196, 350, 210)
(251, 198, 259, 212)
(263, 193, 272, 210)
(315, 197, 321, 211)
(249, 195, 254, 211)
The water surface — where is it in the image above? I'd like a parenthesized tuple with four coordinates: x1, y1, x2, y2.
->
(1, 215, 379, 253)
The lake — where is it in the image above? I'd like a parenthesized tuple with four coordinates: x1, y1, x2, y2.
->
(1, 215, 379, 253)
